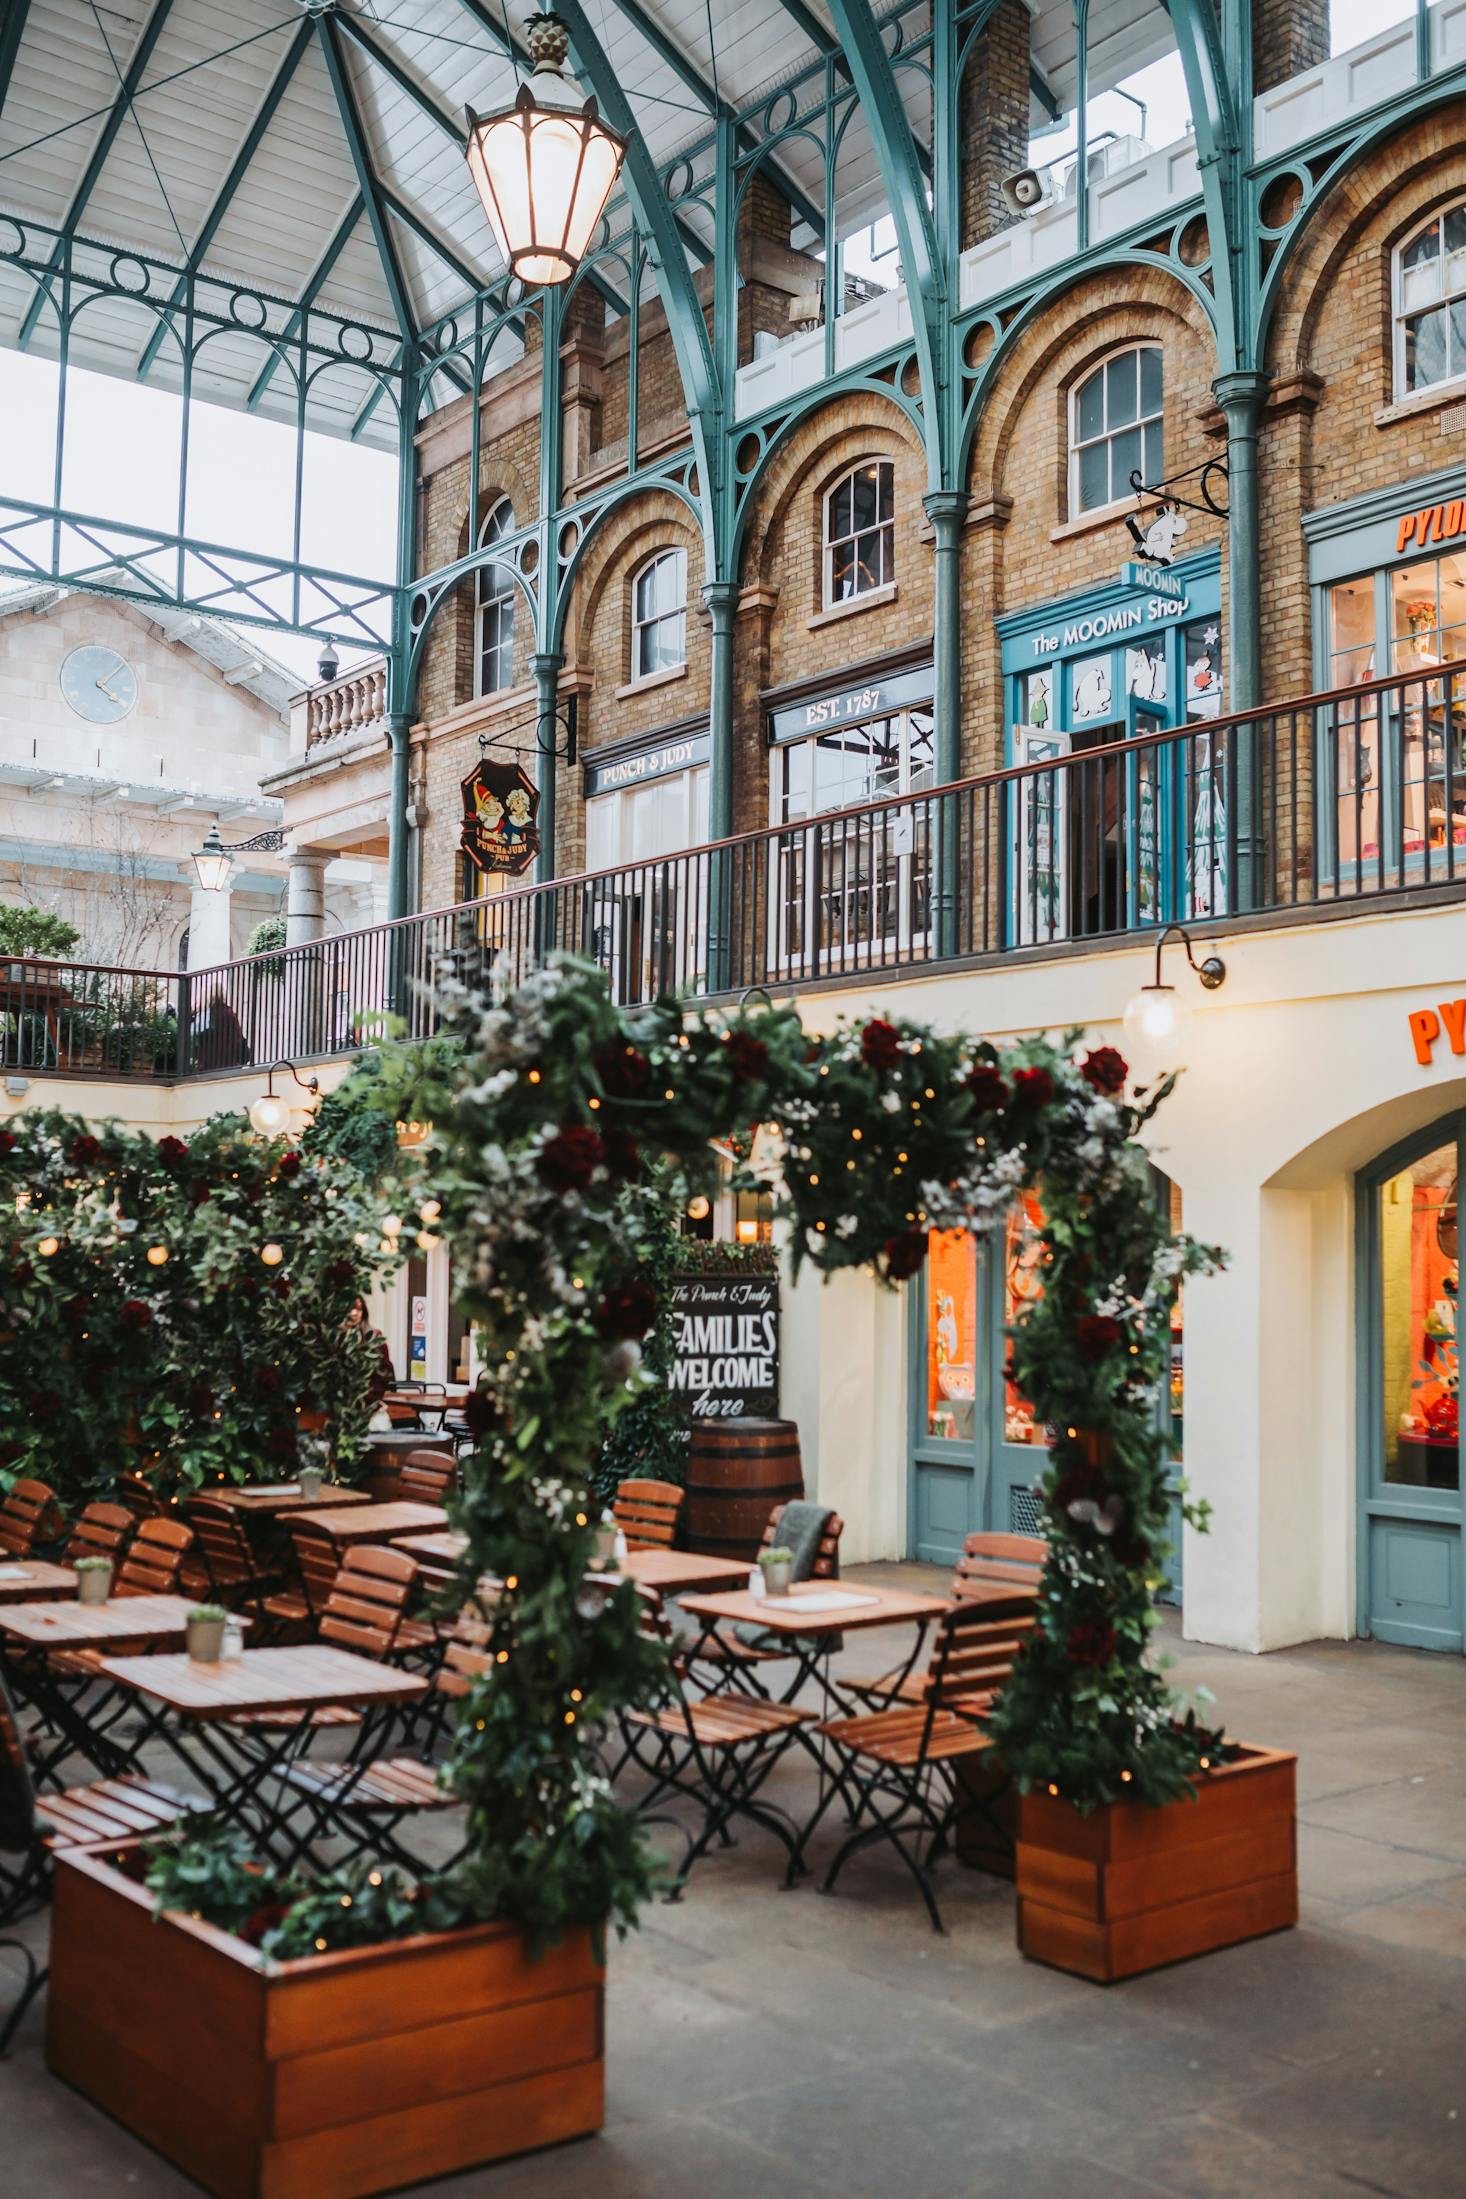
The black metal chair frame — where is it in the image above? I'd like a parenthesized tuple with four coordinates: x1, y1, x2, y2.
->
(805, 1606, 1015, 1933)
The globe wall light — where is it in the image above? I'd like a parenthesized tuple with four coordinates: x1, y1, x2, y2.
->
(465, 12, 628, 286)
(248, 1060, 321, 1137)
(1123, 925, 1226, 1070)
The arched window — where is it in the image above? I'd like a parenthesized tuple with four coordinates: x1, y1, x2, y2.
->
(1069, 345, 1163, 515)
(632, 547, 687, 679)
(1395, 202, 1466, 398)
(475, 498, 516, 696)
(824, 459, 894, 605)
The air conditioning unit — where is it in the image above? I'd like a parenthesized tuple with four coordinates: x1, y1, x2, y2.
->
(1000, 167, 1055, 218)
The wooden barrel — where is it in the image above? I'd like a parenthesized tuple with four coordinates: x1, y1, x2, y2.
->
(684, 1418, 804, 1561)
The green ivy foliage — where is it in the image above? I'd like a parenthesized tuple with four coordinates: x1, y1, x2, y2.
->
(389, 960, 1226, 1951)
(144, 1820, 478, 1962)
(0, 1110, 403, 1506)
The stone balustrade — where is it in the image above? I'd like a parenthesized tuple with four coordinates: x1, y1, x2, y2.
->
(305, 658, 388, 750)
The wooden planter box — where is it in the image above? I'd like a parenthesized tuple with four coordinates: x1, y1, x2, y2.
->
(46, 1847, 604, 2199)
(1016, 1744, 1297, 1984)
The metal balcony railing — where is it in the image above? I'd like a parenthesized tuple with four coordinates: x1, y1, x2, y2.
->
(3, 665, 1462, 1083)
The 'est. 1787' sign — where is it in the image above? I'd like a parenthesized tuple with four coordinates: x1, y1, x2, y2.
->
(667, 1271, 779, 1440)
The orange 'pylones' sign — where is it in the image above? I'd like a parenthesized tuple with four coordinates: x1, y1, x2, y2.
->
(1408, 999, 1466, 1064)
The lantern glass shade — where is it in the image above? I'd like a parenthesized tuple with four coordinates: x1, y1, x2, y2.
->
(193, 823, 234, 893)
(466, 79, 626, 287)
(249, 1091, 291, 1137)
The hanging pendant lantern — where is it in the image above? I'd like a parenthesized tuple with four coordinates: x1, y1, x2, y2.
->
(465, 12, 627, 287)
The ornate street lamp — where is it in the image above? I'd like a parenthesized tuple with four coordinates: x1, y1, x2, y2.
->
(192, 820, 286, 892)
(464, 12, 627, 286)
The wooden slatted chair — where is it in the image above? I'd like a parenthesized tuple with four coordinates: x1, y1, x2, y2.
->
(61, 1501, 134, 1570)
(859, 1531, 1045, 1711)
(0, 1669, 203, 2052)
(183, 1497, 282, 1627)
(951, 1531, 1048, 1613)
(612, 1478, 684, 1551)
(42, 1518, 198, 1692)
(617, 1589, 815, 1892)
(228, 1546, 434, 1738)
(396, 1450, 457, 1504)
(259, 1518, 341, 1640)
(275, 1619, 489, 1870)
(0, 1480, 61, 1559)
(808, 1603, 1028, 1931)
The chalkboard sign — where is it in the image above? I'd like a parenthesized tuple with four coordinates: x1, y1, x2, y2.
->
(667, 1271, 780, 1435)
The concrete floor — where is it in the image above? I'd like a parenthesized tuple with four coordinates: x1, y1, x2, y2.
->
(4, 1563, 1466, 2199)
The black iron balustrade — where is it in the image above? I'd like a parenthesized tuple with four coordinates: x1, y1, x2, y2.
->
(2, 665, 1462, 1085)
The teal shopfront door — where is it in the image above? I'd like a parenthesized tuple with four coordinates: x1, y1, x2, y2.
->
(909, 1184, 1185, 1601)
(1360, 1121, 1464, 1651)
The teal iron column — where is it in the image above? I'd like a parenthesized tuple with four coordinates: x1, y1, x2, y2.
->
(1213, 368, 1268, 912)
(925, 489, 968, 957)
(703, 577, 741, 990)
(386, 712, 414, 922)
(532, 649, 565, 890)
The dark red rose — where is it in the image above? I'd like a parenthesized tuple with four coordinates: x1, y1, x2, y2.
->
(861, 1018, 902, 1071)
(538, 1125, 605, 1192)
(31, 1389, 62, 1420)
(239, 1900, 292, 1949)
(593, 1279, 659, 1341)
(594, 1044, 651, 1098)
(723, 1030, 769, 1083)
(1066, 1619, 1117, 1668)
(68, 1134, 102, 1167)
(189, 1180, 211, 1207)
(11, 1258, 31, 1286)
(965, 1064, 1009, 1113)
(276, 1153, 301, 1180)
(189, 1386, 215, 1419)
(1052, 1461, 1106, 1513)
(462, 1387, 501, 1438)
(157, 1135, 188, 1166)
(882, 1228, 929, 1282)
(270, 1275, 291, 1299)
(1080, 1047, 1128, 1096)
(60, 1293, 88, 1325)
(324, 1258, 355, 1288)
(0, 1129, 15, 1156)
(1076, 1314, 1123, 1361)
(1111, 1533, 1150, 1570)
(602, 1129, 641, 1180)
(1012, 1066, 1054, 1108)
(267, 1425, 298, 1461)
(255, 1366, 281, 1396)
(119, 1298, 153, 1330)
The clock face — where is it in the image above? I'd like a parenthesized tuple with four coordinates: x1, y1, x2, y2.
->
(60, 644, 138, 724)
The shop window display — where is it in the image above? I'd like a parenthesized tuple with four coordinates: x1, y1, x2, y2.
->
(1327, 555, 1466, 874)
(1003, 1188, 1048, 1445)
(773, 706, 934, 963)
(925, 1229, 976, 1441)
(1380, 1142, 1460, 1491)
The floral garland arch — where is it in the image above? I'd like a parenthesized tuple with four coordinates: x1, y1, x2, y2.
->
(408, 960, 1227, 1948)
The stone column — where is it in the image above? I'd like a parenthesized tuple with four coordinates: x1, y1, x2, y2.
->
(186, 877, 233, 971)
(285, 851, 330, 947)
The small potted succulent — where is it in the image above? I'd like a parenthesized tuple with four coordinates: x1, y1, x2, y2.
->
(74, 1555, 113, 1605)
(185, 1604, 228, 1662)
(758, 1545, 795, 1597)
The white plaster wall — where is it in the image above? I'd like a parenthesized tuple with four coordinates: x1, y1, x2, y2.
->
(778, 898, 1466, 1652)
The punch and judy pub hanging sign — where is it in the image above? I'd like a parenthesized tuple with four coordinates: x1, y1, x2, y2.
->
(460, 755, 540, 878)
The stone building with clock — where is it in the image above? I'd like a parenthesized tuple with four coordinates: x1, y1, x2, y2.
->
(0, 583, 382, 972)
